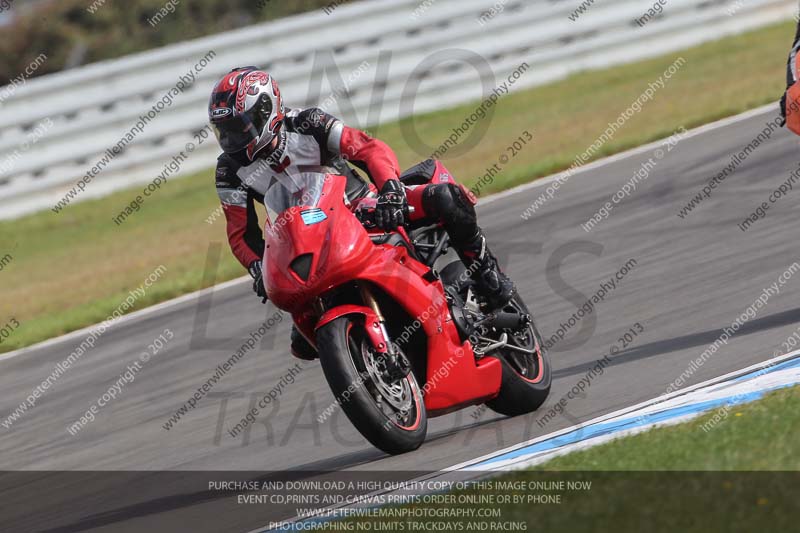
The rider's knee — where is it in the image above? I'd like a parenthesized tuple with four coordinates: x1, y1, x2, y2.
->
(422, 183, 476, 225)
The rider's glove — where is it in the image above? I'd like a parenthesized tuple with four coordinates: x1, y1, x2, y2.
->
(248, 260, 268, 304)
(375, 179, 408, 231)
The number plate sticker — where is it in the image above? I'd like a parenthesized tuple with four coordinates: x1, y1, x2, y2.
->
(300, 208, 327, 225)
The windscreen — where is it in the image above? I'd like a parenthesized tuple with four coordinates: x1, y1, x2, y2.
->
(264, 171, 328, 224)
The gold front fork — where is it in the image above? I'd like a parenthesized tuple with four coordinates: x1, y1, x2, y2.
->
(359, 283, 393, 353)
(359, 283, 385, 322)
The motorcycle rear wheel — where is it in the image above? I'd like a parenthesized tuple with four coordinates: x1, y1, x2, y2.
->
(317, 316, 427, 455)
(485, 293, 552, 416)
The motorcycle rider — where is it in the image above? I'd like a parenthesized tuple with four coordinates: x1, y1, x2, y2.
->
(780, 19, 800, 131)
(209, 66, 515, 360)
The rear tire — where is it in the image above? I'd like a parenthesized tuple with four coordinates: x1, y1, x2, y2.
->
(485, 294, 551, 417)
(317, 316, 427, 455)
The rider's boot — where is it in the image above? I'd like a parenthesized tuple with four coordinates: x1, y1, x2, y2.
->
(291, 326, 318, 361)
(457, 230, 516, 310)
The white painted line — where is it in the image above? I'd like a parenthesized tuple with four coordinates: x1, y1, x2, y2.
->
(479, 103, 778, 207)
(0, 276, 250, 362)
(2, 103, 780, 362)
(250, 349, 800, 533)
(473, 359, 800, 470)
(444, 348, 800, 472)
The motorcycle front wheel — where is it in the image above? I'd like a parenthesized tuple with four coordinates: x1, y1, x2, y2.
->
(316, 316, 427, 455)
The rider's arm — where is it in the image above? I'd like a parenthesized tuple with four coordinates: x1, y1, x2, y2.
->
(287, 107, 401, 189)
(215, 155, 264, 269)
(339, 126, 401, 190)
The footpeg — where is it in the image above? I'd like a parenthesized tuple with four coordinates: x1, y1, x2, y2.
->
(473, 332, 538, 356)
(478, 332, 508, 354)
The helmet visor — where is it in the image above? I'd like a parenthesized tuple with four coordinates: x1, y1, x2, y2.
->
(212, 114, 259, 154)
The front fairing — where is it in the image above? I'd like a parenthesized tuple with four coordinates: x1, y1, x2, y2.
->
(264, 172, 374, 312)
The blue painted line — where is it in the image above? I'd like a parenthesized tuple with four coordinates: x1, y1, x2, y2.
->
(267, 383, 800, 531)
(473, 382, 797, 467)
(262, 356, 800, 531)
(729, 356, 800, 383)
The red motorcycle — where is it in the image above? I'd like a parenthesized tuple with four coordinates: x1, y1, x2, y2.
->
(264, 160, 551, 455)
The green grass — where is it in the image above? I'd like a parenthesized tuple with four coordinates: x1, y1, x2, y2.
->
(533, 385, 800, 471)
(332, 386, 800, 533)
(0, 20, 795, 352)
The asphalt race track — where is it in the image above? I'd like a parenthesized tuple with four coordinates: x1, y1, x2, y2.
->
(3, 105, 800, 532)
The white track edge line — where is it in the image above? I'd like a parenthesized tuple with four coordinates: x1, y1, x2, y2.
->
(247, 349, 800, 533)
(479, 103, 777, 206)
(443, 348, 800, 472)
(0, 276, 250, 362)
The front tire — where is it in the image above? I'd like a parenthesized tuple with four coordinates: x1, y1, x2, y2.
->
(316, 316, 427, 455)
(485, 294, 551, 416)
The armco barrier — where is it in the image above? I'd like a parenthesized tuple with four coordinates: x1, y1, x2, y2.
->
(0, 0, 794, 219)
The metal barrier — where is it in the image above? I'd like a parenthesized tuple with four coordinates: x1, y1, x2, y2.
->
(0, 0, 794, 218)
